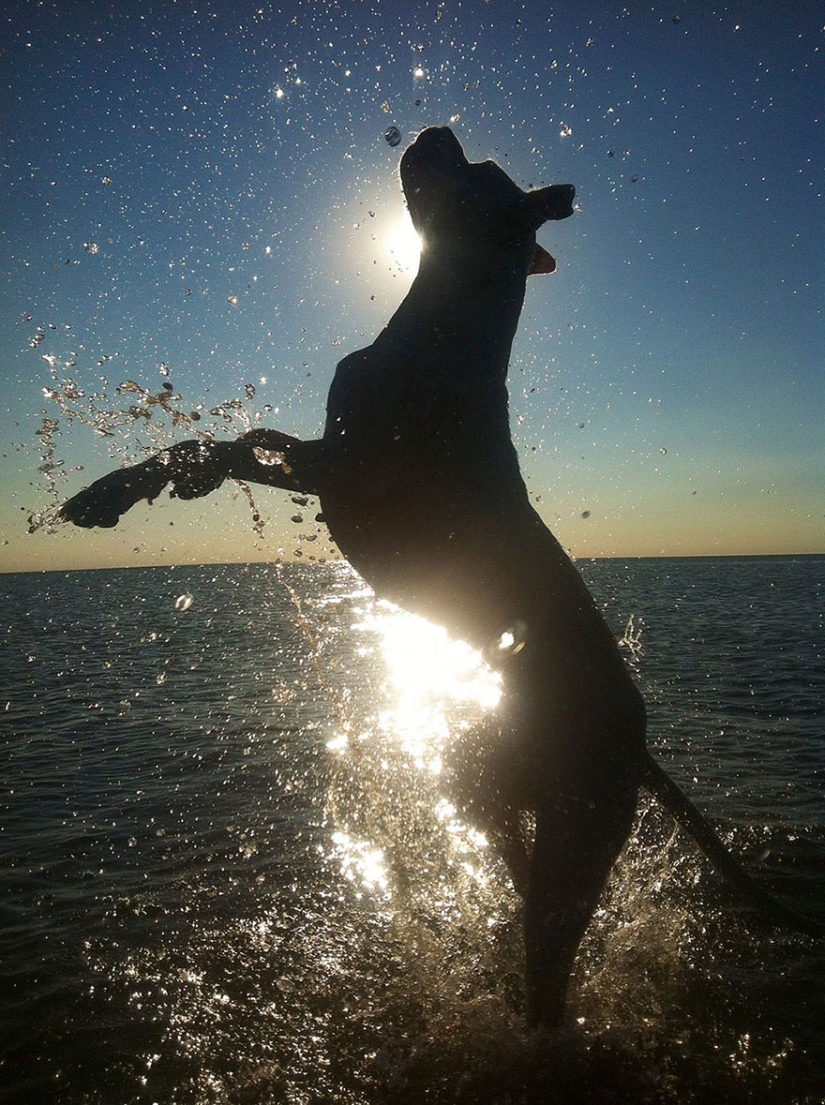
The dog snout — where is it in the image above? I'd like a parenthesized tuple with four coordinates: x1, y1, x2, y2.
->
(404, 126, 468, 173)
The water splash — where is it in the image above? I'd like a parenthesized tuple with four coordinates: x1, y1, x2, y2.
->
(331, 830, 391, 897)
(619, 612, 644, 671)
(27, 335, 271, 535)
(490, 620, 528, 660)
(309, 591, 519, 1025)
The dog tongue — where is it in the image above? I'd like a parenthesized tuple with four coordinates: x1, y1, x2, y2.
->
(529, 244, 557, 275)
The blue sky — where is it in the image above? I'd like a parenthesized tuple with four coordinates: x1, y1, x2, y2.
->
(1, 0, 822, 572)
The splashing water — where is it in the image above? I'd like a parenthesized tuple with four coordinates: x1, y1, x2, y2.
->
(27, 337, 274, 536)
(619, 612, 644, 672)
(309, 590, 518, 1000)
(3, 558, 822, 1102)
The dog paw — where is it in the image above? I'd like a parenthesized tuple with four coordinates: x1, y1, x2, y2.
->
(60, 482, 130, 529)
(60, 463, 169, 528)
(164, 440, 229, 500)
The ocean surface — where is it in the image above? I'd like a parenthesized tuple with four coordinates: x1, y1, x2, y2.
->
(1, 556, 823, 1104)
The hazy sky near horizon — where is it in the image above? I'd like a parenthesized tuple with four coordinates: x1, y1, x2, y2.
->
(1, 0, 823, 573)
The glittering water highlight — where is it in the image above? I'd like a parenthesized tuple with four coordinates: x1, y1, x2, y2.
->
(1, 557, 823, 1103)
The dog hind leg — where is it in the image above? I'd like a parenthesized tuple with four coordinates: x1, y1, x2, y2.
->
(523, 766, 638, 1027)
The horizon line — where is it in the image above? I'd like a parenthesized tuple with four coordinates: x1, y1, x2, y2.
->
(2, 550, 823, 577)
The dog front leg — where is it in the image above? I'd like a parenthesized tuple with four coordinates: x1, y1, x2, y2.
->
(60, 431, 326, 530)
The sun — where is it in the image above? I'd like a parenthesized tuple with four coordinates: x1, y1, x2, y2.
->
(385, 215, 422, 274)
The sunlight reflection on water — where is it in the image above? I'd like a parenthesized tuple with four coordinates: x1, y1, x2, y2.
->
(331, 830, 391, 897)
(356, 601, 501, 769)
(322, 596, 505, 904)
(3, 563, 823, 1102)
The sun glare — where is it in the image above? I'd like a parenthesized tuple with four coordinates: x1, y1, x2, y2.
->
(385, 216, 422, 274)
(325, 595, 502, 903)
(377, 608, 500, 708)
(357, 603, 501, 770)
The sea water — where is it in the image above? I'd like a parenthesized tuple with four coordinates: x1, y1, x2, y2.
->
(1, 556, 823, 1104)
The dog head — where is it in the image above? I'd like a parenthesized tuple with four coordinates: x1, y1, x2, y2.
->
(399, 127, 575, 275)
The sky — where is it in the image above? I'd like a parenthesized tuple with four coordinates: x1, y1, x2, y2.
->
(1, 0, 823, 573)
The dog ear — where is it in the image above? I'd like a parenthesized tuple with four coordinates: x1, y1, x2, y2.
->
(529, 244, 557, 275)
(526, 184, 576, 226)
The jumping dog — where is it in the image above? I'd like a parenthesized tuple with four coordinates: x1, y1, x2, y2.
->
(60, 127, 822, 1026)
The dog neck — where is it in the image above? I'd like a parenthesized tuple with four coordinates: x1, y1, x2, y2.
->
(373, 236, 531, 372)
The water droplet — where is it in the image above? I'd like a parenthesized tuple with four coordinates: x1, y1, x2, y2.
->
(494, 621, 527, 657)
(245, 383, 256, 398)
(252, 447, 286, 467)
(384, 125, 402, 148)
(175, 592, 194, 612)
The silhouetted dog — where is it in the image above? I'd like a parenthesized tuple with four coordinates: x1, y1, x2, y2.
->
(61, 127, 822, 1026)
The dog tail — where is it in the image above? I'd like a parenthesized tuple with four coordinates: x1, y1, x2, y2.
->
(640, 753, 824, 937)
